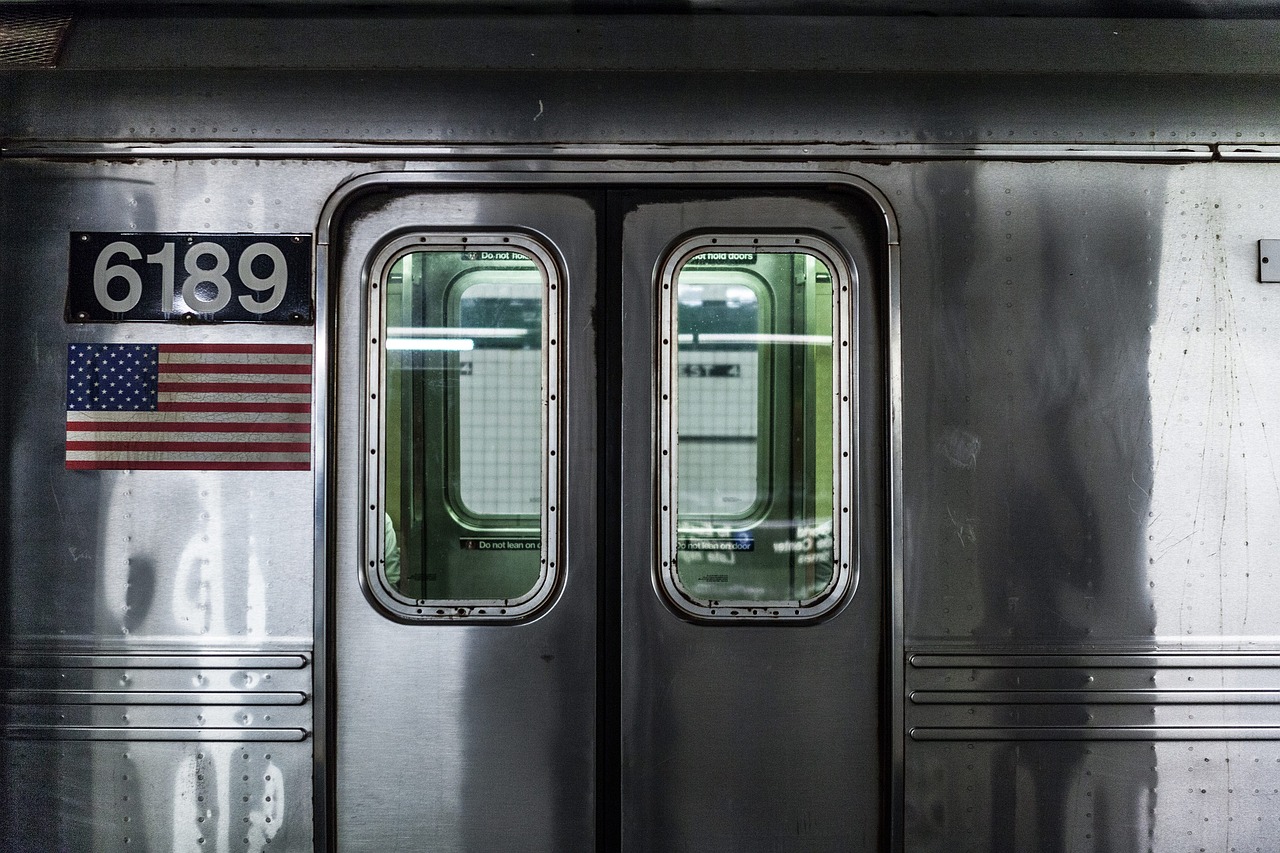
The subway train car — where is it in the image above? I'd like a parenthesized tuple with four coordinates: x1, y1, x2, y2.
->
(5, 3, 1280, 851)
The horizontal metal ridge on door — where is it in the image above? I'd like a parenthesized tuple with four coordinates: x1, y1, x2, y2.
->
(909, 653, 1280, 669)
(906, 652, 1280, 740)
(3, 725, 308, 742)
(910, 690, 1280, 705)
(910, 726, 1280, 742)
(3, 690, 308, 706)
(907, 653, 1280, 692)
(1, 652, 313, 742)
(0, 653, 309, 669)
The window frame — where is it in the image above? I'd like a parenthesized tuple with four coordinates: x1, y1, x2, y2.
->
(657, 234, 858, 621)
(363, 232, 563, 621)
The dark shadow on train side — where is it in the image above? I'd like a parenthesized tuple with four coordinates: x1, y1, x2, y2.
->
(910, 160, 1162, 851)
(0, 159, 15, 849)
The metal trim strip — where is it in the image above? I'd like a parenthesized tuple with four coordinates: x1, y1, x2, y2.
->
(909, 654, 1280, 668)
(885, 239, 904, 853)
(4, 726, 309, 742)
(910, 690, 1280, 705)
(315, 167, 901, 246)
(3, 690, 308, 706)
(0, 142, 1219, 163)
(1219, 144, 1280, 160)
(910, 726, 1280, 742)
(312, 222, 335, 853)
(0, 654, 309, 669)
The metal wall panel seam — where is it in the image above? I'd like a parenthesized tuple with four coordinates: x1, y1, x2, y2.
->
(312, 235, 333, 853)
(0, 142, 1220, 161)
(885, 238, 904, 853)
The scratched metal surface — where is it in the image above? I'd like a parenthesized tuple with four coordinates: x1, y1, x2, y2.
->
(896, 160, 1280, 651)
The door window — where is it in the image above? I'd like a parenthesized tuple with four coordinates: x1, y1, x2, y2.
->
(658, 237, 856, 619)
(365, 235, 562, 619)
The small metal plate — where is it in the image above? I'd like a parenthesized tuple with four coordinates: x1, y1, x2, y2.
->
(1260, 239, 1280, 282)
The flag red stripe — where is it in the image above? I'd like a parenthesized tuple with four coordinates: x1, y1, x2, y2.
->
(158, 363, 312, 375)
(157, 382, 311, 394)
(67, 421, 310, 433)
(159, 344, 313, 355)
(67, 440, 310, 453)
(66, 460, 310, 471)
(158, 402, 311, 413)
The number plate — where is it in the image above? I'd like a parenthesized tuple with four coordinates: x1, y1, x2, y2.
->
(66, 233, 313, 324)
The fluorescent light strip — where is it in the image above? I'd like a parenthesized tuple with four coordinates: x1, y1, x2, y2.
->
(388, 326, 528, 339)
(386, 338, 475, 351)
(692, 333, 832, 346)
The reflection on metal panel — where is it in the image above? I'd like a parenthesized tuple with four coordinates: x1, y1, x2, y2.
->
(905, 740, 1280, 852)
(902, 161, 1280, 649)
(898, 159, 1280, 853)
(2, 740, 310, 851)
(1, 157, 325, 853)
(0, 158, 322, 651)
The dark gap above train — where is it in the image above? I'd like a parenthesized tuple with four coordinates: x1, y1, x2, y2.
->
(19, 0, 1280, 18)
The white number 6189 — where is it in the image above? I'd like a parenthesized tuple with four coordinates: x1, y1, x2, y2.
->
(91, 239, 289, 315)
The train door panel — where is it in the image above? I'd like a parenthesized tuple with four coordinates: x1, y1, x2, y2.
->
(617, 189, 885, 852)
(330, 183, 886, 851)
(332, 191, 599, 852)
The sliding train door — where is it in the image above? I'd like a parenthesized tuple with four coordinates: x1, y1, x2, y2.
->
(330, 190, 601, 852)
(327, 180, 888, 852)
(614, 188, 886, 852)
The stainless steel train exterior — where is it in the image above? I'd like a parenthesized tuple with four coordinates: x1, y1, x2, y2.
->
(6, 5, 1280, 852)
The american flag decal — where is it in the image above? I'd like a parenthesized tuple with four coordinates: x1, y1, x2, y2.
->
(65, 343, 312, 471)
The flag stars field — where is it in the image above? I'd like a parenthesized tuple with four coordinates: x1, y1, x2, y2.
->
(65, 343, 312, 471)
